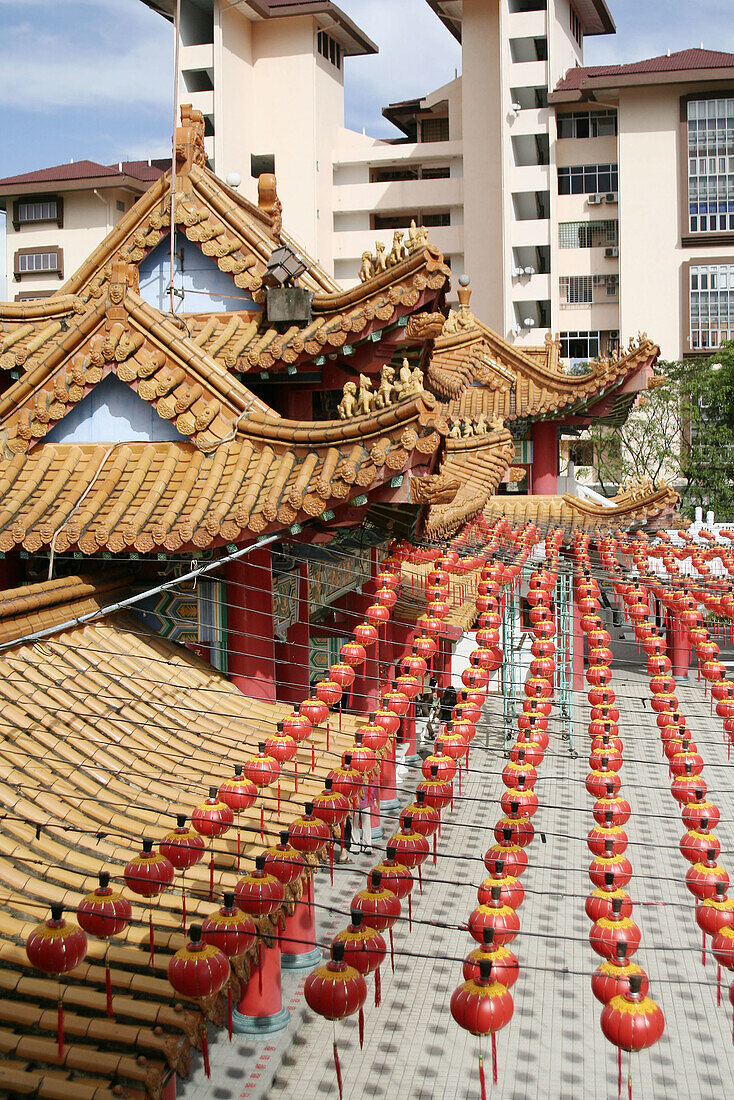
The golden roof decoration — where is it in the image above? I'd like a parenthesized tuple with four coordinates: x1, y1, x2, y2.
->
(424, 420, 516, 536)
(484, 481, 680, 536)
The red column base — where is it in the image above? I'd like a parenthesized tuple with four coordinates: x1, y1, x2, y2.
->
(380, 741, 399, 811)
(233, 940, 290, 1034)
(280, 876, 322, 969)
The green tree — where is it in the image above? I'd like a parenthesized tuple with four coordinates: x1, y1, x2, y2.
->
(675, 344, 734, 519)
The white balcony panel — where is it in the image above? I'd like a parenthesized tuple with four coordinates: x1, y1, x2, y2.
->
(333, 140, 464, 168)
(333, 177, 464, 214)
(557, 194, 615, 219)
(180, 42, 214, 72)
(511, 163, 550, 192)
(507, 9, 548, 38)
(558, 303, 620, 330)
(511, 218, 551, 248)
(508, 61, 548, 90)
(510, 273, 551, 301)
(557, 250, 620, 277)
(185, 90, 214, 118)
(556, 136, 618, 168)
(332, 225, 464, 263)
(509, 107, 551, 135)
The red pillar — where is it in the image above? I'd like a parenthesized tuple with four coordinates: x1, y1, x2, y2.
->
(531, 421, 559, 494)
(280, 874, 322, 969)
(232, 938, 290, 1033)
(667, 616, 690, 680)
(380, 739, 399, 811)
(275, 566, 310, 705)
(226, 548, 276, 703)
(572, 577, 585, 693)
(436, 636, 453, 690)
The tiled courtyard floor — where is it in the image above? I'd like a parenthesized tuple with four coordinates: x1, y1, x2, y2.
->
(181, 666, 734, 1099)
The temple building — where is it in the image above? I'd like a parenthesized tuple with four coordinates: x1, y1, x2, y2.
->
(0, 101, 681, 1096)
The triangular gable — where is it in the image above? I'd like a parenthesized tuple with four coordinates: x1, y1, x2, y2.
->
(57, 108, 340, 307)
(0, 263, 276, 456)
(44, 373, 187, 444)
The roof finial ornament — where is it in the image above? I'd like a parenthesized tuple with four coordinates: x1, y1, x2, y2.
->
(443, 275, 476, 336)
(175, 104, 207, 175)
(258, 173, 283, 239)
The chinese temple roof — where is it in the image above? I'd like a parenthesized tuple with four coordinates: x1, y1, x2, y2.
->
(484, 480, 680, 535)
(423, 421, 516, 537)
(429, 305, 659, 424)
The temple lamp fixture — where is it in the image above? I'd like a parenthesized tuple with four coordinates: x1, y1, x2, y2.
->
(263, 244, 309, 289)
(264, 244, 313, 327)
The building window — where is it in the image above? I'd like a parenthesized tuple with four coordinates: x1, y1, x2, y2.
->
(687, 97, 734, 234)
(560, 275, 618, 307)
(116, 200, 126, 212)
(317, 29, 341, 69)
(570, 5, 583, 46)
(13, 247, 63, 279)
(251, 153, 275, 179)
(689, 261, 734, 349)
(371, 211, 450, 231)
(560, 330, 601, 360)
(420, 117, 450, 143)
(12, 195, 62, 230)
(557, 110, 617, 139)
(421, 165, 451, 179)
(370, 166, 419, 183)
(559, 220, 618, 248)
(570, 440, 595, 467)
(14, 290, 54, 301)
(558, 164, 618, 196)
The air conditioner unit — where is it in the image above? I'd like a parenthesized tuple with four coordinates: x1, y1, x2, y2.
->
(588, 194, 602, 205)
(605, 192, 619, 203)
(605, 246, 619, 258)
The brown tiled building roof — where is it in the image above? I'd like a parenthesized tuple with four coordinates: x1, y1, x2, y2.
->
(551, 48, 734, 99)
(0, 589, 364, 1098)
(0, 160, 165, 190)
(424, 424, 515, 536)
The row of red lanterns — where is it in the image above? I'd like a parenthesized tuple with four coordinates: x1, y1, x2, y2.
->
(573, 535, 665, 1098)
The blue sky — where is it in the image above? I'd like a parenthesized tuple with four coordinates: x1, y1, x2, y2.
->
(1, 0, 734, 290)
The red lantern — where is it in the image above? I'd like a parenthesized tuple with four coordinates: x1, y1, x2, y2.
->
(344, 732, 377, 777)
(478, 859, 524, 910)
(374, 707, 401, 739)
(202, 890, 256, 962)
(316, 678, 343, 708)
(382, 686, 410, 717)
(367, 602, 391, 626)
(592, 948, 649, 1005)
(468, 885, 520, 945)
(351, 871, 401, 967)
(264, 830, 306, 887)
(422, 746, 457, 783)
(77, 871, 132, 1018)
(502, 751, 537, 790)
(26, 903, 87, 1058)
(396, 673, 421, 700)
(600, 974, 664, 1065)
(387, 815, 430, 889)
(485, 828, 529, 879)
(289, 802, 331, 856)
(493, 805, 534, 848)
(500, 779, 539, 819)
(671, 765, 707, 805)
(685, 849, 730, 901)
(334, 908, 386, 1009)
(695, 883, 734, 967)
(235, 854, 285, 918)
(416, 767, 454, 812)
(450, 957, 513, 1089)
(463, 926, 519, 989)
(328, 754, 364, 808)
(168, 924, 230, 1076)
(341, 641, 367, 667)
(192, 786, 235, 902)
(588, 820, 628, 858)
(589, 897, 642, 960)
(244, 744, 281, 840)
(219, 767, 258, 815)
(589, 843, 633, 889)
(372, 846, 415, 929)
(354, 622, 379, 649)
(680, 818, 720, 864)
(330, 662, 357, 693)
(593, 789, 632, 827)
(586, 873, 633, 922)
(681, 790, 720, 831)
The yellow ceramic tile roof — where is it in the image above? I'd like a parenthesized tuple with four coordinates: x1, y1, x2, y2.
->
(430, 321, 659, 422)
(484, 481, 680, 534)
(424, 425, 516, 536)
(395, 560, 481, 632)
(0, 593, 363, 1098)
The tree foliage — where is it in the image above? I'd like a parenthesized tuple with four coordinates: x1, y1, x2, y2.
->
(583, 344, 734, 520)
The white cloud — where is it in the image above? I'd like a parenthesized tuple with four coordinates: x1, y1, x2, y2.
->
(0, 13, 171, 111)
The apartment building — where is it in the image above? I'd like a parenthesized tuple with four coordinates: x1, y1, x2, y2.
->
(0, 161, 164, 300)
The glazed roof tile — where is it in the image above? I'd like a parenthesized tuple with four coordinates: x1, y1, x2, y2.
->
(0, 590, 365, 1097)
(424, 424, 515, 536)
(430, 316, 658, 422)
(484, 482, 680, 535)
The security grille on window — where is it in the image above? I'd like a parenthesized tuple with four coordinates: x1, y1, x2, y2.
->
(559, 275, 618, 307)
(420, 117, 449, 143)
(558, 164, 618, 195)
(317, 29, 341, 69)
(689, 262, 734, 349)
(559, 220, 618, 248)
(557, 111, 617, 140)
(687, 97, 734, 233)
